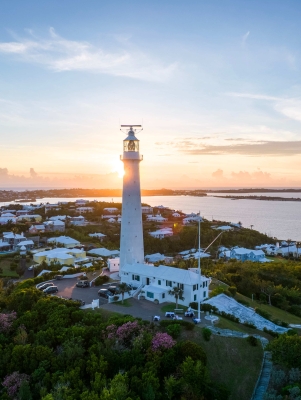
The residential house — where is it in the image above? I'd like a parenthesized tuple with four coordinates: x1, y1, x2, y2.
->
(149, 228, 173, 239)
(33, 247, 86, 266)
(146, 214, 168, 223)
(230, 247, 268, 262)
(76, 207, 94, 213)
(107, 258, 120, 272)
(89, 233, 107, 242)
(47, 236, 80, 248)
(0, 217, 16, 225)
(120, 263, 210, 306)
(16, 240, 34, 250)
(69, 216, 86, 226)
(16, 214, 42, 223)
(141, 206, 153, 214)
(29, 225, 46, 234)
(213, 225, 233, 231)
(103, 207, 119, 213)
(3, 232, 27, 249)
(87, 248, 120, 257)
(43, 220, 65, 232)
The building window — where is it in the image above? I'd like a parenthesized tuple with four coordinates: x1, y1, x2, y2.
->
(132, 274, 140, 281)
(158, 280, 161, 285)
(147, 291, 154, 299)
(166, 280, 172, 287)
(203, 282, 205, 288)
(203, 291, 206, 298)
(194, 294, 197, 301)
(162, 293, 165, 299)
(177, 283, 184, 290)
(193, 284, 198, 291)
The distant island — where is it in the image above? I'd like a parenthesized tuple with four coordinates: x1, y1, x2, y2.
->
(0, 188, 207, 202)
(213, 195, 301, 202)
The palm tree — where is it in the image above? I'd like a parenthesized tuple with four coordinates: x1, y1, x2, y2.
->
(118, 283, 132, 304)
(168, 286, 185, 309)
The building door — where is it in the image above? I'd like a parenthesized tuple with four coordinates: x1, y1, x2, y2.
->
(146, 278, 150, 285)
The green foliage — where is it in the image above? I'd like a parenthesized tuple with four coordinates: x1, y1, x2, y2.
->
(159, 319, 195, 331)
(166, 323, 181, 339)
(267, 334, 301, 369)
(94, 275, 109, 286)
(202, 327, 212, 341)
(246, 336, 258, 346)
(255, 307, 272, 320)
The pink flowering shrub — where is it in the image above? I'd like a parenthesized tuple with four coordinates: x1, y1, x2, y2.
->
(151, 332, 176, 351)
(2, 371, 29, 398)
(0, 312, 17, 333)
(106, 324, 117, 340)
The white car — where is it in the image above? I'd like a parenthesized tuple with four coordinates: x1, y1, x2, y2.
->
(28, 266, 34, 271)
(173, 315, 183, 320)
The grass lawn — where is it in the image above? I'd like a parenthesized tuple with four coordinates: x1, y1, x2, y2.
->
(113, 299, 132, 307)
(235, 292, 301, 325)
(183, 329, 263, 400)
(161, 303, 187, 313)
(0, 258, 19, 278)
(266, 256, 289, 263)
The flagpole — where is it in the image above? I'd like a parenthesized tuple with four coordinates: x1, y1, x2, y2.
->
(198, 211, 201, 320)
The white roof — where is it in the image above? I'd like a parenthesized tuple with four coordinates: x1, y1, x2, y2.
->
(1, 212, 15, 217)
(89, 233, 106, 238)
(87, 248, 120, 257)
(47, 236, 80, 246)
(47, 252, 74, 260)
(37, 269, 51, 277)
(232, 247, 252, 255)
(122, 263, 208, 285)
(3, 233, 25, 240)
(213, 225, 233, 231)
(60, 266, 71, 272)
(30, 225, 45, 230)
(16, 240, 34, 246)
(49, 215, 66, 221)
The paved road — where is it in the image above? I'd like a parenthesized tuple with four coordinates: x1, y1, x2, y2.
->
(41, 278, 108, 305)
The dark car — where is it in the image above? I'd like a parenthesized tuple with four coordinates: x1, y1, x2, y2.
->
(76, 280, 90, 288)
(185, 311, 195, 318)
(55, 275, 63, 280)
(43, 286, 58, 294)
(108, 285, 119, 294)
(98, 289, 113, 299)
(38, 282, 54, 291)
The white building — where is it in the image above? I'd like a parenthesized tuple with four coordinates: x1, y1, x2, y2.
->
(89, 233, 107, 241)
(76, 207, 94, 213)
(87, 248, 120, 257)
(120, 125, 144, 268)
(146, 214, 168, 223)
(107, 257, 120, 272)
(120, 264, 210, 305)
(69, 216, 86, 226)
(47, 236, 80, 248)
(141, 206, 153, 214)
(149, 228, 173, 239)
(103, 207, 119, 213)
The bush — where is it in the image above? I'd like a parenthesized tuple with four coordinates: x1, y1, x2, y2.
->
(243, 321, 256, 329)
(200, 304, 218, 313)
(167, 324, 181, 339)
(159, 320, 195, 331)
(202, 327, 212, 341)
(237, 299, 250, 306)
(228, 286, 237, 297)
(263, 327, 279, 338)
(255, 308, 271, 320)
(94, 275, 109, 286)
(218, 311, 240, 323)
(246, 336, 257, 346)
(177, 340, 207, 365)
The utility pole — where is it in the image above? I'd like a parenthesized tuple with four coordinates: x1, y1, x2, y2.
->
(198, 211, 201, 321)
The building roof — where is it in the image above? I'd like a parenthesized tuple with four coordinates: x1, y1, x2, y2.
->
(16, 240, 34, 246)
(3, 233, 25, 240)
(122, 263, 208, 285)
(47, 236, 80, 246)
(87, 248, 120, 257)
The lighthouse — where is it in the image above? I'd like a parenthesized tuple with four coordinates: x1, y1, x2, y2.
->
(120, 125, 144, 270)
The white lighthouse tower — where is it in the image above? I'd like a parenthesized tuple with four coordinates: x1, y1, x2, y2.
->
(120, 125, 144, 270)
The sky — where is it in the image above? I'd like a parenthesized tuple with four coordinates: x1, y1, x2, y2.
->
(0, 0, 301, 189)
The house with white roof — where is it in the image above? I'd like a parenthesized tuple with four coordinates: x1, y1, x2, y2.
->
(69, 215, 86, 226)
(145, 253, 166, 263)
(120, 263, 210, 305)
(230, 247, 269, 262)
(49, 215, 67, 221)
(87, 247, 120, 257)
(43, 220, 65, 232)
(3, 232, 27, 249)
(76, 207, 94, 213)
(33, 247, 86, 266)
(0, 217, 17, 225)
(1, 212, 15, 218)
(146, 214, 168, 223)
(213, 225, 233, 231)
(149, 228, 173, 239)
(182, 216, 202, 225)
(47, 236, 80, 248)
(75, 199, 89, 206)
(16, 214, 42, 222)
(141, 206, 153, 214)
(29, 225, 46, 234)
(107, 217, 117, 223)
(89, 233, 107, 242)
(107, 258, 120, 272)
(16, 240, 34, 250)
(103, 207, 119, 213)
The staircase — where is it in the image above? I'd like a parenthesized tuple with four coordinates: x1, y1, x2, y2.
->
(251, 352, 273, 400)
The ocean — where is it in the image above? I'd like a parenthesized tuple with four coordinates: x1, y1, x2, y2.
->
(1, 193, 300, 241)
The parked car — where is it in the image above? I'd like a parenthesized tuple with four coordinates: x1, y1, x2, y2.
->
(43, 286, 58, 294)
(165, 312, 175, 318)
(107, 285, 119, 294)
(76, 280, 90, 288)
(38, 282, 54, 291)
(98, 289, 113, 299)
(185, 311, 195, 318)
(28, 266, 34, 271)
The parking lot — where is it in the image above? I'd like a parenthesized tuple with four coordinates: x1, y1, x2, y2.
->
(42, 278, 109, 305)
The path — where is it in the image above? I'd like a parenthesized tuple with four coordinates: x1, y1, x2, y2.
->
(252, 352, 273, 400)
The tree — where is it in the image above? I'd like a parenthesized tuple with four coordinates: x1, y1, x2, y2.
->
(260, 280, 276, 306)
(168, 286, 184, 309)
(118, 283, 132, 304)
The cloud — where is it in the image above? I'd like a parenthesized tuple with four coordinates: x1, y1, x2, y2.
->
(227, 92, 301, 123)
(242, 31, 250, 46)
(177, 139, 301, 156)
(212, 169, 223, 178)
(0, 28, 177, 82)
(30, 168, 38, 178)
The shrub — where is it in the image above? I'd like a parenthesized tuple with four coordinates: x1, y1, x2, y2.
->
(237, 299, 250, 306)
(243, 321, 256, 329)
(159, 320, 195, 331)
(94, 275, 109, 286)
(200, 304, 218, 313)
(167, 324, 181, 339)
(255, 308, 271, 320)
(228, 286, 237, 297)
(263, 327, 279, 338)
(202, 327, 212, 341)
(177, 340, 207, 365)
(246, 336, 257, 346)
